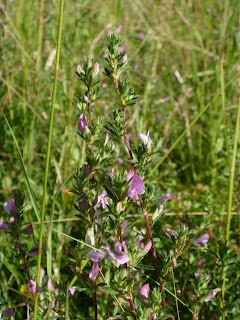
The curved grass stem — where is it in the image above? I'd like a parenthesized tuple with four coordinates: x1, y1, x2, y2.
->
(221, 86, 240, 305)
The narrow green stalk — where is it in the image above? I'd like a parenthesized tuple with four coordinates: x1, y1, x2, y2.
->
(220, 59, 231, 168)
(172, 267, 180, 320)
(36, 0, 45, 72)
(33, 0, 64, 318)
(65, 284, 69, 320)
(148, 72, 239, 178)
(222, 88, 240, 303)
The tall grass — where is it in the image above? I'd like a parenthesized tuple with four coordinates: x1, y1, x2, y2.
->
(33, 0, 64, 318)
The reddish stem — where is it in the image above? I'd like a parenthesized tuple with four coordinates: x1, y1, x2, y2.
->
(93, 290, 98, 320)
(122, 109, 137, 172)
(144, 212, 165, 307)
(18, 238, 35, 304)
(113, 71, 165, 307)
(128, 290, 137, 320)
(88, 100, 92, 128)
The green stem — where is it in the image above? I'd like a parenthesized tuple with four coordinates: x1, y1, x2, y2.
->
(65, 284, 69, 320)
(33, 0, 64, 318)
(222, 86, 240, 303)
(172, 267, 180, 320)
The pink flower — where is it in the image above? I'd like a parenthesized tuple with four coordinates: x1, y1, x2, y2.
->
(165, 228, 178, 239)
(102, 243, 129, 265)
(78, 113, 87, 133)
(84, 95, 89, 104)
(156, 115, 162, 121)
(28, 280, 43, 293)
(116, 158, 123, 165)
(79, 200, 88, 211)
(123, 54, 127, 63)
(3, 198, 17, 214)
(100, 190, 109, 209)
(134, 64, 139, 70)
(87, 251, 105, 262)
(89, 262, 99, 280)
(0, 220, 9, 231)
(204, 288, 221, 302)
(119, 45, 126, 52)
(139, 283, 150, 300)
(127, 170, 145, 200)
(153, 77, 158, 83)
(194, 234, 209, 246)
(196, 258, 204, 268)
(160, 193, 173, 205)
(117, 25, 123, 33)
(138, 131, 151, 149)
(3, 308, 15, 318)
(93, 62, 99, 76)
(77, 64, 82, 73)
(29, 242, 45, 256)
(138, 32, 145, 40)
(69, 286, 77, 295)
(23, 224, 33, 234)
(144, 241, 152, 254)
(104, 131, 109, 146)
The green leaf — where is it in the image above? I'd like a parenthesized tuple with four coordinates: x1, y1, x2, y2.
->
(101, 286, 119, 295)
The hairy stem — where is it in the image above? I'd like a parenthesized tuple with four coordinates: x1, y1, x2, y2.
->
(18, 238, 35, 304)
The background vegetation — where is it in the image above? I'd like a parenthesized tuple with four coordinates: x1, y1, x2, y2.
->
(0, 0, 240, 319)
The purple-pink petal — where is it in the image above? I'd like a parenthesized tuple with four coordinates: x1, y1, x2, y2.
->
(204, 288, 221, 302)
(160, 193, 173, 205)
(79, 200, 88, 211)
(0, 220, 9, 231)
(69, 286, 77, 295)
(29, 242, 45, 256)
(144, 241, 152, 254)
(138, 32, 145, 40)
(83, 164, 91, 176)
(116, 158, 123, 165)
(165, 228, 178, 239)
(139, 283, 150, 300)
(94, 62, 99, 76)
(89, 262, 99, 280)
(3, 198, 17, 214)
(87, 251, 105, 262)
(28, 280, 43, 293)
(116, 252, 129, 265)
(114, 241, 122, 254)
(78, 113, 87, 133)
(23, 224, 33, 234)
(127, 172, 145, 200)
(3, 308, 15, 318)
(196, 258, 204, 268)
(104, 132, 109, 146)
(194, 233, 209, 246)
(100, 190, 109, 209)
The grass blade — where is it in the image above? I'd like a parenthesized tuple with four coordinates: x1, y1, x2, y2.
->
(2, 112, 40, 222)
